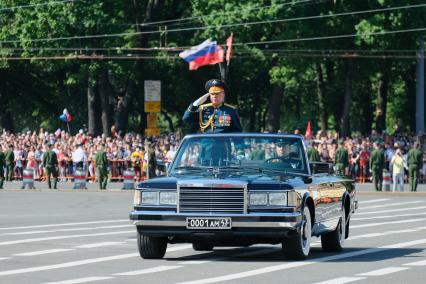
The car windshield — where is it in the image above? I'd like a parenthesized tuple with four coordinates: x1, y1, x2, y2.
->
(169, 135, 309, 176)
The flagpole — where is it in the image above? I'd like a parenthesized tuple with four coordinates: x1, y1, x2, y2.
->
(67, 122, 70, 134)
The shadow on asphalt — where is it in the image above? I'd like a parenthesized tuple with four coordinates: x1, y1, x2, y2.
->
(163, 246, 423, 263)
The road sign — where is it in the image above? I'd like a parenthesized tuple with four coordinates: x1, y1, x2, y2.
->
(144, 102, 161, 113)
(144, 80, 161, 102)
(145, 128, 160, 137)
(147, 113, 158, 128)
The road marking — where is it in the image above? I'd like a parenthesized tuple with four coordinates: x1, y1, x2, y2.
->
(404, 259, 426, 266)
(0, 257, 11, 261)
(350, 226, 426, 240)
(0, 230, 135, 246)
(0, 244, 191, 276)
(44, 276, 114, 284)
(313, 277, 365, 284)
(355, 206, 426, 216)
(14, 249, 75, 256)
(0, 219, 129, 231)
(357, 266, 410, 276)
(176, 238, 426, 284)
(179, 248, 275, 265)
(1, 224, 134, 236)
(361, 201, 422, 210)
(351, 218, 426, 229)
(74, 242, 125, 249)
(352, 212, 426, 221)
(359, 199, 390, 204)
(113, 265, 182, 276)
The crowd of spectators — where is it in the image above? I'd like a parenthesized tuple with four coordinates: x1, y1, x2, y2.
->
(0, 128, 181, 182)
(1, 127, 424, 186)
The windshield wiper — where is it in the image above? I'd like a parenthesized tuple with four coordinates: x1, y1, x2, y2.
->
(173, 166, 214, 171)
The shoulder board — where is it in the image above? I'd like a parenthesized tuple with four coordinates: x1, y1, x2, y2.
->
(200, 103, 212, 110)
(224, 103, 236, 109)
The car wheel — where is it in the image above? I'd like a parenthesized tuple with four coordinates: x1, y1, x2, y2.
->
(321, 206, 346, 252)
(192, 242, 214, 251)
(137, 231, 167, 259)
(283, 206, 312, 260)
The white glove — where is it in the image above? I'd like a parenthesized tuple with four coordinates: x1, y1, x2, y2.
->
(193, 93, 210, 107)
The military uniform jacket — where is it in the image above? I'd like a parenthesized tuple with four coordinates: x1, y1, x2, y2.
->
(369, 149, 385, 170)
(5, 150, 14, 165)
(407, 148, 423, 168)
(95, 150, 108, 168)
(0, 151, 5, 168)
(183, 102, 242, 133)
(307, 148, 321, 162)
(43, 150, 58, 167)
(334, 147, 349, 167)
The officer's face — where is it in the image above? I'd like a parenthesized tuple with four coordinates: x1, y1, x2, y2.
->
(209, 91, 225, 105)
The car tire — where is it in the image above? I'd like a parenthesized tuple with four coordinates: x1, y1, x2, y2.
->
(283, 206, 312, 260)
(192, 242, 214, 251)
(321, 206, 346, 252)
(137, 231, 167, 259)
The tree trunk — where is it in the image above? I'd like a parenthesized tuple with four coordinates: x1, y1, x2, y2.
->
(249, 91, 261, 132)
(375, 63, 390, 133)
(265, 84, 284, 132)
(161, 110, 174, 132)
(315, 62, 327, 131)
(339, 59, 354, 138)
(359, 80, 373, 136)
(98, 69, 112, 136)
(403, 64, 416, 131)
(87, 75, 97, 136)
(114, 81, 134, 135)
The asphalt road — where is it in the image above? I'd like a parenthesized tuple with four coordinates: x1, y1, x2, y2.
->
(0, 185, 425, 284)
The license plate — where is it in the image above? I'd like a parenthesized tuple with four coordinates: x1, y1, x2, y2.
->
(186, 217, 232, 229)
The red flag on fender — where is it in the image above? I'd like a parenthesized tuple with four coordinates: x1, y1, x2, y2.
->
(226, 33, 233, 66)
(305, 120, 313, 139)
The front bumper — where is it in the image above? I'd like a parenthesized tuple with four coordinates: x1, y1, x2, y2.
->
(129, 210, 303, 239)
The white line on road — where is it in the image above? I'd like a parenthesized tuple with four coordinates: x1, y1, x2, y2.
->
(73, 242, 125, 249)
(176, 238, 426, 284)
(359, 199, 390, 204)
(113, 265, 182, 276)
(0, 219, 129, 231)
(1, 224, 134, 236)
(0, 257, 11, 261)
(179, 248, 276, 265)
(357, 267, 410, 276)
(350, 226, 426, 240)
(360, 201, 423, 210)
(44, 276, 114, 284)
(0, 230, 135, 246)
(352, 212, 426, 221)
(403, 259, 426, 266)
(0, 244, 191, 276)
(351, 218, 426, 229)
(14, 249, 75, 256)
(355, 206, 426, 216)
(313, 277, 365, 284)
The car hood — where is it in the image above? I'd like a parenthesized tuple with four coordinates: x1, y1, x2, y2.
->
(137, 175, 299, 190)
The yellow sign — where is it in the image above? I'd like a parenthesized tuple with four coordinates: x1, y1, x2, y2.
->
(147, 113, 157, 128)
(144, 101, 161, 113)
(145, 128, 160, 137)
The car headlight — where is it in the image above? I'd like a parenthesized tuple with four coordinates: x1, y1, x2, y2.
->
(141, 191, 159, 205)
(133, 190, 141, 205)
(250, 193, 268, 206)
(269, 192, 287, 206)
(159, 192, 177, 205)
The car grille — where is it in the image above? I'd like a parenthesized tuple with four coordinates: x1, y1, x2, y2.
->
(178, 186, 245, 214)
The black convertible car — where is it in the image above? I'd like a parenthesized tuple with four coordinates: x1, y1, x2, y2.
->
(130, 133, 357, 260)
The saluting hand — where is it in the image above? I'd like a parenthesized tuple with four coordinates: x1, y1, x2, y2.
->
(193, 93, 210, 107)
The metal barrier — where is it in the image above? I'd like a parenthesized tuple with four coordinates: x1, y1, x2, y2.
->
(122, 169, 135, 190)
(21, 168, 35, 189)
(382, 170, 391, 192)
(73, 168, 87, 189)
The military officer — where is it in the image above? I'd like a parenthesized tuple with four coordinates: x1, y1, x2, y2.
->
(183, 79, 242, 133)
(5, 144, 14, 181)
(95, 144, 108, 190)
(0, 146, 5, 189)
(144, 139, 157, 179)
(43, 143, 58, 189)
(369, 141, 385, 191)
(334, 140, 349, 175)
(407, 141, 423, 192)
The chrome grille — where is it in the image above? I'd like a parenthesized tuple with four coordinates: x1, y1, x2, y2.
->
(179, 186, 245, 214)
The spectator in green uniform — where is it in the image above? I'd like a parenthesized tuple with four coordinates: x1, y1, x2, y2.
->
(307, 142, 321, 162)
(0, 146, 5, 189)
(407, 142, 423, 192)
(334, 140, 349, 175)
(95, 144, 108, 190)
(42, 143, 58, 189)
(369, 142, 385, 191)
(5, 144, 14, 181)
(145, 140, 157, 179)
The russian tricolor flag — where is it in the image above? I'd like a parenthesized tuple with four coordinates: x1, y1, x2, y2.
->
(179, 39, 224, 70)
